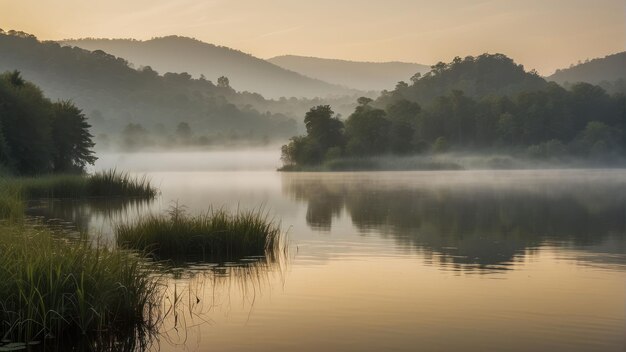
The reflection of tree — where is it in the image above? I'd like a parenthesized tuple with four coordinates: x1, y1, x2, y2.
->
(284, 179, 345, 231)
(283, 173, 626, 270)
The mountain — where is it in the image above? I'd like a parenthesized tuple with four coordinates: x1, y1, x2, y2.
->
(548, 52, 626, 85)
(61, 36, 357, 99)
(0, 30, 297, 146)
(268, 55, 430, 91)
(379, 53, 549, 106)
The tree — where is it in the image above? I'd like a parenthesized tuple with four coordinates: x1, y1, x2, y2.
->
(50, 101, 97, 173)
(345, 104, 390, 156)
(304, 105, 344, 150)
(0, 71, 53, 174)
(280, 106, 345, 166)
(386, 100, 421, 154)
(217, 76, 230, 88)
(176, 122, 192, 141)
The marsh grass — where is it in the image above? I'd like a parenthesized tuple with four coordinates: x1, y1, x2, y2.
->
(0, 224, 163, 348)
(116, 206, 283, 263)
(0, 185, 24, 223)
(7, 169, 157, 200)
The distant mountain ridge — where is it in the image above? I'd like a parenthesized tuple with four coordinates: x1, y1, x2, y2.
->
(61, 36, 358, 99)
(548, 52, 626, 85)
(0, 31, 297, 142)
(268, 55, 430, 91)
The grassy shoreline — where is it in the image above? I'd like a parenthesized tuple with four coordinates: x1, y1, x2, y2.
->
(5, 169, 158, 200)
(0, 172, 285, 349)
(0, 170, 161, 348)
(0, 225, 162, 347)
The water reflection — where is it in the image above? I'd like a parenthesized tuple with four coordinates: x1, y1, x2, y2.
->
(283, 170, 626, 271)
(26, 198, 153, 242)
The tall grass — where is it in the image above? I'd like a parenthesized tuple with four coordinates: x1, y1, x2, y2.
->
(116, 206, 283, 262)
(0, 186, 163, 349)
(0, 225, 163, 347)
(6, 169, 158, 200)
(0, 184, 24, 223)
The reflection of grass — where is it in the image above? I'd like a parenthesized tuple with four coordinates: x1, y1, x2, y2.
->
(116, 206, 283, 262)
(7, 169, 158, 199)
(0, 224, 162, 347)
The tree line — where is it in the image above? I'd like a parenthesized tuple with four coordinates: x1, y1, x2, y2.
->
(0, 71, 96, 175)
(282, 54, 626, 167)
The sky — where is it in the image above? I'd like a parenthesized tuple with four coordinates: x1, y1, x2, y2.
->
(1, 0, 624, 74)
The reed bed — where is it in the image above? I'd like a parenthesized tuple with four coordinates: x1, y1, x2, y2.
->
(6, 169, 158, 200)
(0, 184, 24, 223)
(0, 225, 163, 347)
(116, 206, 282, 262)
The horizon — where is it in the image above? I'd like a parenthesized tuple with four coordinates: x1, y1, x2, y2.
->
(1, 0, 624, 75)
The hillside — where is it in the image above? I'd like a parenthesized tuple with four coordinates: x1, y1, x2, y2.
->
(281, 53, 626, 169)
(380, 53, 548, 106)
(548, 52, 626, 85)
(0, 31, 297, 147)
(62, 36, 356, 99)
(268, 55, 430, 91)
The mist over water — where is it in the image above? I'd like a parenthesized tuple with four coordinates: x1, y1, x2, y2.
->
(95, 149, 283, 172)
(29, 150, 626, 351)
(2, 3, 625, 350)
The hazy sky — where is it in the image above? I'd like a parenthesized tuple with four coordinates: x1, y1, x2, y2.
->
(1, 0, 624, 74)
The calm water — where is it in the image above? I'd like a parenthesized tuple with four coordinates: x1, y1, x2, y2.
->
(32, 151, 626, 351)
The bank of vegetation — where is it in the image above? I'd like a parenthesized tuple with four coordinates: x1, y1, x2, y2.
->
(116, 206, 282, 262)
(0, 184, 162, 350)
(0, 68, 284, 349)
(281, 54, 626, 170)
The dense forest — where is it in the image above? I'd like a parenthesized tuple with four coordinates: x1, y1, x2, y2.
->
(282, 54, 626, 168)
(0, 71, 96, 175)
(0, 30, 298, 149)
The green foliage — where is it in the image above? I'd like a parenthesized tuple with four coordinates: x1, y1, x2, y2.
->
(281, 53, 626, 169)
(0, 225, 162, 345)
(0, 71, 97, 175)
(345, 101, 390, 156)
(51, 101, 97, 173)
(116, 206, 282, 262)
(0, 184, 24, 223)
(6, 170, 157, 199)
(281, 106, 345, 166)
(380, 53, 547, 106)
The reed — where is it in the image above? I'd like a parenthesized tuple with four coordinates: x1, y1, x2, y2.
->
(0, 184, 24, 223)
(116, 206, 282, 262)
(0, 224, 163, 346)
(6, 169, 158, 200)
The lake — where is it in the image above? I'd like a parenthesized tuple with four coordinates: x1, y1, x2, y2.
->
(30, 151, 626, 351)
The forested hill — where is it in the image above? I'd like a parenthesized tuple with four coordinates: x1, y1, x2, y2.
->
(548, 52, 626, 85)
(379, 53, 548, 106)
(0, 31, 297, 145)
(268, 55, 430, 91)
(62, 36, 356, 99)
(281, 53, 626, 169)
